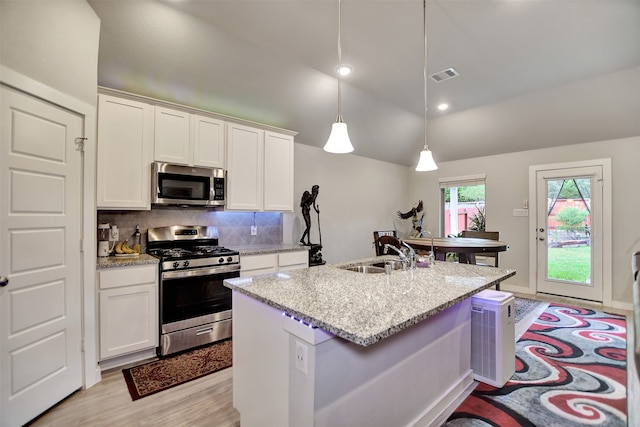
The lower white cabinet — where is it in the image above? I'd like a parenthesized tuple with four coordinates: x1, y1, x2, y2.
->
(240, 253, 278, 277)
(98, 264, 158, 360)
(278, 250, 309, 272)
(240, 250, 308, 277)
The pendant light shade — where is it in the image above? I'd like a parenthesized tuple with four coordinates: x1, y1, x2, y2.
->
(415, 0, 437, 171)
(325, 118, 353, 153)
(324, 0, 354, 154)
(416, 144, 438, 171)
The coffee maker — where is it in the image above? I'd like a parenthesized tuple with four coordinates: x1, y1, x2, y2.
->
(97, 223, 110, 257)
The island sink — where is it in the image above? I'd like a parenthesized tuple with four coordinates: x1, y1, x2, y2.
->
(339, 259, 405, 273)
(341, 265, 385, 274)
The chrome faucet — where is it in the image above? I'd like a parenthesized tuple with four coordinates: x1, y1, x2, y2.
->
(401, 241, 417, 270)
(384, 243, 416, 270)
(384, 244, 410, 270)
(426, 230, 435, 264)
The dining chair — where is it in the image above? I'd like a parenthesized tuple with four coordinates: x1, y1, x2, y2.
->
(373, 230, 399, 256)
(460, 230, 500, 267)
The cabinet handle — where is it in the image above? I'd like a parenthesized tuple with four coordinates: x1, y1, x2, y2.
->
(196, 327, 214, 336)
(0, 276, 8, 287)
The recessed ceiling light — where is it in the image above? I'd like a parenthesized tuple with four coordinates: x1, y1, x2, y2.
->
(336, 65, 353, 76)
(437, 103, 449, 111)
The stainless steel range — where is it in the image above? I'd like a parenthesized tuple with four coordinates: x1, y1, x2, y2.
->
(147, 225, 239, 356)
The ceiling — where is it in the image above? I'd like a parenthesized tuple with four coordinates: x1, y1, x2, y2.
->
(89, 0, 640, 167)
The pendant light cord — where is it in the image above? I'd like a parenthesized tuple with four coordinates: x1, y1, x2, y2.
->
(337, 0, 343, 122)
(423, 0, 428, 150)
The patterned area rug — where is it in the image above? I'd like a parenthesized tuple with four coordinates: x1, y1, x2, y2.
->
(446, 304, 627, 426)
(513, 297, 545, 324)
(122, 339, 232, 401)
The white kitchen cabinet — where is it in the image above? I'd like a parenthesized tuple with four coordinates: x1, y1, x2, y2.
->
(240, 250, 308, 277)
(278, 250, 309, 271)
(227, 123, 264, 211)
(96, 94, 154, 210)
(154, 106, 191, 165)
(154, 106, 226, 168)
(227, 124, 294, 211)
(264, 131, 294, 211)
(240, 253, 277, 277)
(192, 114, 226, 168)
(98, 264, 158, 360)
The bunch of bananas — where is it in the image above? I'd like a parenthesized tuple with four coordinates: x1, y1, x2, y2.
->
(114, 241, 138, 254)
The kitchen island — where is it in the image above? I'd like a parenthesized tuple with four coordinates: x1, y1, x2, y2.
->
(224, 256, 515, 427)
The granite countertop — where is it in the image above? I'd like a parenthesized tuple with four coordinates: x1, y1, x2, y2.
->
(230, 243, 310, 256)
(96, 253, 159, 269)
(224, 256, 516, 347)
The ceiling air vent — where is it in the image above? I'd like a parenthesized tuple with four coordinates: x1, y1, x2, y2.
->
(429, 67, 459, 83)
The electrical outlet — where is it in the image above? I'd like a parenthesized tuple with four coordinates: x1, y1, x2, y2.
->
(295, 340, 308, 375)
(251, 226, 257, 236)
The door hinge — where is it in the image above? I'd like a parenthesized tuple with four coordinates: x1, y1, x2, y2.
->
(75, 137, 87, 152)
(81, 337, 85, 352)
(80, 238, 84, 253)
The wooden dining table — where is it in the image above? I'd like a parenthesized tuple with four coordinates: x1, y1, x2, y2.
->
(402, 237, 509, 265)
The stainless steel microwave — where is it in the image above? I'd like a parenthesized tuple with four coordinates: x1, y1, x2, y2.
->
(151, 162, 225, 207)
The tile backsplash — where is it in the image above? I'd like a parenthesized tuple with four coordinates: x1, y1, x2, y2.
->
(98, 207, 283, 252)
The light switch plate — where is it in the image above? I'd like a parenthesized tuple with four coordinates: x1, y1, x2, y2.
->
(513, 209, 529, 217)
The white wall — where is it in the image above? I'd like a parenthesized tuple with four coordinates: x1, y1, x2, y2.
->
(284, 144, 411, 264)
(1, 0, 102, 388)
(408, 136, 640, 306)
(0, 0, 100, 106)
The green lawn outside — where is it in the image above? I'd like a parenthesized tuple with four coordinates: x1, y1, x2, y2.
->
(547, 246, 591, 283)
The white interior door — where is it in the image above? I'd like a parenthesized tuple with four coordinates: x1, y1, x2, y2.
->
(535, 165, 603, 302)
(0, 85, 83, 426)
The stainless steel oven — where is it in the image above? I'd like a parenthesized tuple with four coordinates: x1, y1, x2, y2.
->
(148, 225, 239, 356)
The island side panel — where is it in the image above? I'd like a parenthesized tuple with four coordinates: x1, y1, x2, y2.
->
(232, 291, 290, 427)
(287, 299, 474, 427)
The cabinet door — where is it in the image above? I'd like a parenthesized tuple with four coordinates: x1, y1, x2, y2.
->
(240, 253, 277, 277)
(278, 250, 309, 271)
(154, 106, 191, 165)
(192, 115, 225, 168)
(227, 123, 264, 210)
(264, 132, 294, 212)
(97, 94, 153, 210)
(99, 283, 158, 360)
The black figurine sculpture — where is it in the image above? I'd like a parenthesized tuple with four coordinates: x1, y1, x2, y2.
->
(299, 185, 324, 265)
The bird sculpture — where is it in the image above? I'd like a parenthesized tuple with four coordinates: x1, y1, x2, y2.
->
(397, 200, 425, 238)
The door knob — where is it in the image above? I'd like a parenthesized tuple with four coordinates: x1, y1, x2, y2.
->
(0, 276, 8, 287)
(539, 228, 545, 232)
(539, 237, 545, 241)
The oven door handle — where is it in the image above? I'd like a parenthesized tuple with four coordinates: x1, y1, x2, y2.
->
(162, 264, 240, 280)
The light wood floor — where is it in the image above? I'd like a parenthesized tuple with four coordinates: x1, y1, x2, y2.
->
(27, 365, 240, 427)
(26, 293, 636, 427)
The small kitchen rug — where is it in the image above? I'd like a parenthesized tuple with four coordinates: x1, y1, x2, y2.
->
(445, 303, 627, 427)
(122, 339, 232, 401)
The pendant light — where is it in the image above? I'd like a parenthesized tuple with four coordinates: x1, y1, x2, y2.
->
(415, 0, 438, 171)
(324, 0, 354, 154)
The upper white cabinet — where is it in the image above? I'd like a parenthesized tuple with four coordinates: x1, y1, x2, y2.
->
(97, 89, 295, 211)
(192, 114, 226, 168)
(227, 124, 294, 212)
(154, 106, 226, 169)
(154, 106, 191, 165)
(227, 123, 265, 211)
(97, 94, 154, 210)
(264, 131, 294, 211)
